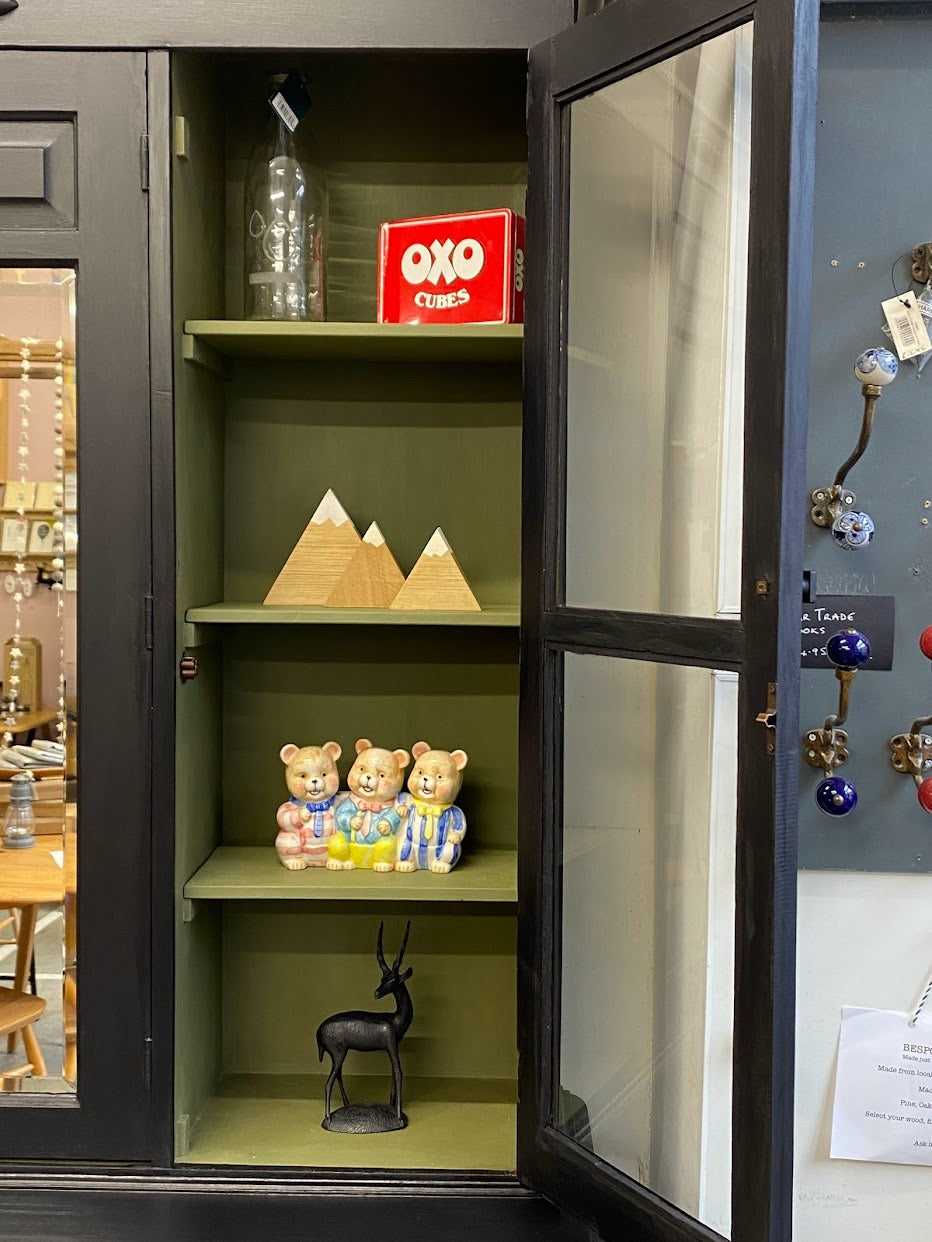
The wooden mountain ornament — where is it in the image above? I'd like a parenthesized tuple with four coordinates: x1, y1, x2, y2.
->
(264, 489, 361, 606)
(326, 522, 405, 609)
(390, 528, 481, 613)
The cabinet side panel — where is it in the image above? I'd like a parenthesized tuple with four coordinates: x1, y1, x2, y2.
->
(172, 52, 226, 1144)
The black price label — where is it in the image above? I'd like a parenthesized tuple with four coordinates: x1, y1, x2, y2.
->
(800, 595, 895, 670)
(269, 71, 311, 133)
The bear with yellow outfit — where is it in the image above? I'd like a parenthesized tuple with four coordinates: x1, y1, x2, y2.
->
(327, 739, 410, 872)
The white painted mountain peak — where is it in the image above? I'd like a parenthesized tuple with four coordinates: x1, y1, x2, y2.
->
(422, 528, 452, 558)
(310, 489, 351, 527)
(362, 522, 386, 547)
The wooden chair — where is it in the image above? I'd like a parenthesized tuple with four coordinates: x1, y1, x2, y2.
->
(0, 986, 46, 1088)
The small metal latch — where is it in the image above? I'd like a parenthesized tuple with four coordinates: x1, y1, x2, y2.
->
(755, 682, 777, 755)
(179, 653, 199, 683)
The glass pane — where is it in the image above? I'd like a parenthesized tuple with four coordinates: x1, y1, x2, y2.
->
(558, 652, 736, 1235)
(0, 269, 77, 1093)
(564, 25, 752, 618)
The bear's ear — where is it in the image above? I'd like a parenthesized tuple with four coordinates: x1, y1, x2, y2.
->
(393, 748, 411, 770)
(450, 749, 468, 771)
(355, 738, 373, 755)
(280, 743, 300, 765)
(322, 740, 342, 762)
(411, 741, 431, 760)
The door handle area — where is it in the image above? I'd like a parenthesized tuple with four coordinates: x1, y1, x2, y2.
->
(0, 1, 19, 15)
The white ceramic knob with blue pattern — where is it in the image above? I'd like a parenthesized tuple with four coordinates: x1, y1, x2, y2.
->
(854, 347, 898, 386)
(831, 509, 875, 550)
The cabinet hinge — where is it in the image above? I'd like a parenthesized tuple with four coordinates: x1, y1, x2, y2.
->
(140, 134, 150, 192)
(144, 1035, 152, 1088)
(756, 681, 777, 755)
(144, 594, 154, 650)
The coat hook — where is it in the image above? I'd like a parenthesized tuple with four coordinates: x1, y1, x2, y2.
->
(802, 628, 872, 815)
(810, 349, 898, 549)
(889, 627, 932, 812)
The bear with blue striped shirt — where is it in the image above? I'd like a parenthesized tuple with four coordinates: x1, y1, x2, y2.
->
(395, 741, 468, 874)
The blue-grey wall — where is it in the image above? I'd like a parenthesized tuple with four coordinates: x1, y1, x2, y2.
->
(801, 16, 932, 870)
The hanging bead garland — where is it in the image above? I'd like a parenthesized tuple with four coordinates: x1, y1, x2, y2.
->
(52, 337, 67, 748)
(4, 338, 36, 746)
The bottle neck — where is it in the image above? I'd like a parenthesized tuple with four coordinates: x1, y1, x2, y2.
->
(266, 108, 297, 158)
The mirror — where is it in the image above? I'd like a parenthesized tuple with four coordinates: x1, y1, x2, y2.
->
(0, 269, 77, 1093)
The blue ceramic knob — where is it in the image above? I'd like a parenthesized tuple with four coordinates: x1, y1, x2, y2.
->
(816, 776, 858, 816)
(826, 628, 871, 669)
(832, 510, 875, 550)
(854, 347, 898, 386)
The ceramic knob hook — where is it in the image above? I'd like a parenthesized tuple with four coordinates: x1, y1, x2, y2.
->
(888, 630, 932, 812)
(802, 629, 871, 816)
(810, 350, 897, 543)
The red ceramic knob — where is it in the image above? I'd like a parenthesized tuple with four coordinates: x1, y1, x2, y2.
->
(918, 778, 932, 814)
(920, 627, 932, 661)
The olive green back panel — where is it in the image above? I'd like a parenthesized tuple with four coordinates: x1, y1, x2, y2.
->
(219, 52, 528, 320)
(220, 627, 518, 851)
(172, 52, 227, 1135)
(222, 359, 521, 607)
(222, 907, 517, 1082)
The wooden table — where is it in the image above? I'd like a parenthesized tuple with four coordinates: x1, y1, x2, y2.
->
(0, 708, 59, 744)
(0, 835, 76, 1080)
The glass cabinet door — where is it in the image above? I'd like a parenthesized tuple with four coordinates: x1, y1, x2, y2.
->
(519, 2, 817, 1239)
(0, 52, 152, 1160)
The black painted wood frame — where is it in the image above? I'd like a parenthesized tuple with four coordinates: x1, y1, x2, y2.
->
(518, 2, 818, 1241)
(0, 52, 153, 1160)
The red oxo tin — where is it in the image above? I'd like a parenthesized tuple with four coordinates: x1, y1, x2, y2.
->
(377, 208, 525, 325)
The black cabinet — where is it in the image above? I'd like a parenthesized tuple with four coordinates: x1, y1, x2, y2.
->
(0, 3, 889, 1242)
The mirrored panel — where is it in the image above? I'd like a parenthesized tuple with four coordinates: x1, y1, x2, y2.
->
(558, 652, 736, 1235)
(564, 25, 751, 618)
(0, 269, 77, 1093)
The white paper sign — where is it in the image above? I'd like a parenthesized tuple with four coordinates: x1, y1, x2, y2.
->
(831, 1007, 932, 1165)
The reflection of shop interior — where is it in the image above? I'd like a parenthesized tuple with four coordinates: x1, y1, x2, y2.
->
(0, 272, 77, 1091)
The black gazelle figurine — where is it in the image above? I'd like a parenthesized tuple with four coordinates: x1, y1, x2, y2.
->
(316, 920, 414, 1133)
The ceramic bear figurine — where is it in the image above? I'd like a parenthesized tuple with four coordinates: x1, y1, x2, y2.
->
(395, 741, 468, 874)
(328, 739, 410, 872)
(275, 741, 343, 869)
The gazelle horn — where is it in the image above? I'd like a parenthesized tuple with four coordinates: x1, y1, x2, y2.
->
(393, 920, 411, 970)
(376, 920, 388, 972)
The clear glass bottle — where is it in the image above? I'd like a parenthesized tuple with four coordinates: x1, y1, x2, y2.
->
(3, 771, 36, 849)
(243, 73, 325, 321)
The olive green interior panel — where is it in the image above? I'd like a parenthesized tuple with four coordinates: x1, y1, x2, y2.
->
(172, 52, 227, 1135)
(222, 908, 517, 1082)
(220, 627, 518, 852)
(171, 48, 526, 1169)
(222, 359, 521, 607)
(218, 52, 528, 320)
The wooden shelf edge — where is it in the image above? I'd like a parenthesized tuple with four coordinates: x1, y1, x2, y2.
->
(183, 845, 518, 905)
(185, 602, 520, 628)
(182, 320, 523, 364)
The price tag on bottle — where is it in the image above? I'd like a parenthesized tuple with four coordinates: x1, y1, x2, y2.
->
(881, 292, 932, 360)
(269, 71, 311, 134)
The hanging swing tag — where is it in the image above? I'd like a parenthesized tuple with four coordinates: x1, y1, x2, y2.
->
(269, 72, 311, 134)
(881, 292, 932, 360)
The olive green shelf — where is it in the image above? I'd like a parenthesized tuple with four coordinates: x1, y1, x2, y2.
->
(184, 846, 518, 903)
(180, 1074, 516, 1170)
(185, 602, 519, 628)
(183, 320, 524, 366)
